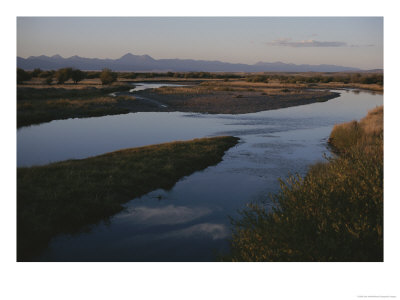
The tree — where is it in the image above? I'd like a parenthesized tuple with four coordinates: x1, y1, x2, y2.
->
(39, 70, 55, 78)
(71, 69, 85, 84)
(55, 68, 73, 84)
(17, 68, 31, 84)
(31, 68, 42, 78)
(100, 68, 117, 85)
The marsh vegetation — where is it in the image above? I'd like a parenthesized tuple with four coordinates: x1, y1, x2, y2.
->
(225, 106, 383, 261)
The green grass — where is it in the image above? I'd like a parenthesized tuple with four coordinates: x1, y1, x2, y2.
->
(17, 85, 130, 101)
(17, 86, 132, 127)
(224, 106, 383, 262)
(17, 96, 133, 128)
(17, 136, 239, 261)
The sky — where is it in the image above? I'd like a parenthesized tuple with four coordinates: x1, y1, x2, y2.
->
(17, 17, 383, 69)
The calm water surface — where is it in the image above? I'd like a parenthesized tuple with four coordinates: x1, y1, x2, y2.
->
(17, 88, 382, 261)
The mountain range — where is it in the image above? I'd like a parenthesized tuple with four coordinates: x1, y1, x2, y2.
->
(17, 53, 362, 72)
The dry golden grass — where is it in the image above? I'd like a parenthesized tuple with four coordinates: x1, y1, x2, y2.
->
(226, 107, 383, 262)
(359, 106, 384, 136)
(156, 81, 313, 96)
(329, 105, 383, 152)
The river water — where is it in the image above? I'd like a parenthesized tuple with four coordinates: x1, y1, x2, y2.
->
(17, 87, 382, 261)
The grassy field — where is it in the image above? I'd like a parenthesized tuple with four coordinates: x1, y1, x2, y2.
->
(224, 106, 383, 262)
(17, 136, 239, 261)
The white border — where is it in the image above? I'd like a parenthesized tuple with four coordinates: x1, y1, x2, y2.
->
(2, 1, 399, 300)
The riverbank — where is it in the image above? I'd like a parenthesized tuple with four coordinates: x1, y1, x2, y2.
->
(139, 82, 340, 114)
(17, 136, 239, 261)
(17, 80, 341, 127)
(17, 85, 136, 127)
(225, 106, 383, 262)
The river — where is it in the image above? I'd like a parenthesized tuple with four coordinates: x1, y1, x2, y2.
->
(17, 86, 382, 261)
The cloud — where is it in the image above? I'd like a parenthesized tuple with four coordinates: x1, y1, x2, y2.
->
(268, 38, 347, 47)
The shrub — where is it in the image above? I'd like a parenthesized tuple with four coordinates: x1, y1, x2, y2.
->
(39, 70, 55, 78)
(55, 68, 73, 84)
(31, 68, 42, 78)
(329, 120, 363, 151)
(17, 68, 31, 84)
(100, 68, 117, 85)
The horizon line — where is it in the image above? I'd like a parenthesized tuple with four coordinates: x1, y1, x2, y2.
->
(17, 53, 373, 70)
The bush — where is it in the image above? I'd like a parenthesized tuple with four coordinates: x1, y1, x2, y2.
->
(55, 68, 73, 84)
(39, 70, 55, 78)
(100, 68, 117, 85)
(329, 120, 363, 151)
(31, 68, 42, 78)
(17, 68, 31, 84)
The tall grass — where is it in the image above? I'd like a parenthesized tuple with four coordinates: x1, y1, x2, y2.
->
(225, 106, 383, 261)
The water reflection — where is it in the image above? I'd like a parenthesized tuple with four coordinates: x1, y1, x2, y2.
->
(19, 89, 383, 261)
(163, 223, 229, 240)
(18, 89, 382, 167)
(117, 204, 212, 225)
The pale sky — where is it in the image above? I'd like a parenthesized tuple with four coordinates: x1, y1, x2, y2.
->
(17, 17, 383, 69)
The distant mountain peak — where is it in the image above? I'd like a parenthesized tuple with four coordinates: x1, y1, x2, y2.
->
(140, 54, 154, 60)
(119, 53, 135, 59)
(51, 54, 63, 59)
(27, 55, 49, 59)
(118, 53, 155, 61)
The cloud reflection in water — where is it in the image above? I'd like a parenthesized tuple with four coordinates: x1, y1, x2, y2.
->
(116, 204, 212, 225)
(163, 223, 230, 240)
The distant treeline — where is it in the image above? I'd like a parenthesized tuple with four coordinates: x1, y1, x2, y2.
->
(17, 68, 243, 83)
(245, 73, 383, 85)
(17, 67, 383, 85)
(17, 67, 117, 85)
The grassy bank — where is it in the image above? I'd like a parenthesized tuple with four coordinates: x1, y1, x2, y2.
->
(17, 80, 341, 127)
(17, 136, 239, 261)
(225, 106, 383, 262)
(17, 85, 136, 128)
